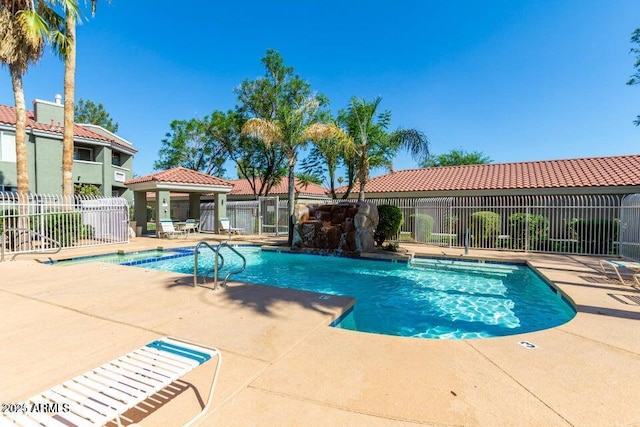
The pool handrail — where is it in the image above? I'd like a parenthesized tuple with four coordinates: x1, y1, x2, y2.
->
(193, 240, 246, 289)
(194, 240, 225, 287)
(214, 242, 247, 289)
(1, 227, 62, 262)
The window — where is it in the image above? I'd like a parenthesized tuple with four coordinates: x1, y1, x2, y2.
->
(0, 131, 16, 162)
(73, 146, 93, 161)
(112, 152, 122, 166)
(0, 184, 16, 192)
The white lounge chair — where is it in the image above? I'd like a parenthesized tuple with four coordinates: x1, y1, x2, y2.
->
(184, 218, 200, 234)
(1, 337, 221, 427)
(599, 259, 640, 289)
(158, 219, 187, 239)
(218, 218, 243, 235)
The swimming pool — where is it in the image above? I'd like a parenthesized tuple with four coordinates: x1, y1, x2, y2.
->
(136, 246, 575, 340)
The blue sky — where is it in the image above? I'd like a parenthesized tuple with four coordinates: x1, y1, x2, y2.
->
(1, 0, 639, 180)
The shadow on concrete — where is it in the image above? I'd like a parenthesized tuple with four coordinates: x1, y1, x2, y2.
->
(164, 274, 353, 318)
(574, 304, 640, 321)
(218, 282, 352, 317)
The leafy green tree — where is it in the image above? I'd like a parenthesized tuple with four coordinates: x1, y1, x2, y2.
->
(338, 97, 429, 201)
(75, 98, 119, 132)
(155, 114, 228, 177)
(238, 50, 342, 244)
(628, 28, 640, 126)
(420, 148, 491, 167)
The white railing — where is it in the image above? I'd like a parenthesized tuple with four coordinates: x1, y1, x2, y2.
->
(224, 194, 638, 257)
(0, 192, 130, 259)
(368, 195, 623, 256)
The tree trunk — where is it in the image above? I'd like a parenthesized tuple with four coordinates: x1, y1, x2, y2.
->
(62, 14, 76, 198)
(9, 64, 31, 250)
(287, 160, 295, 245)
(357, 154, 369, 202)
(10, 64, 29, 194)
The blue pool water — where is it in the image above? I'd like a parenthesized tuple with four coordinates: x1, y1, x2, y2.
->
(136, 247, 576, 340)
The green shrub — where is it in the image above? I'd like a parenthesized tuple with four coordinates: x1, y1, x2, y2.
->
(31, 212, 93, 246)
(374, 205, 403, 247)
(508, 213, 549, 250)
(566, 218, 619, 255)
(411, 213, 434, 243)
(470, 211, 501, 248)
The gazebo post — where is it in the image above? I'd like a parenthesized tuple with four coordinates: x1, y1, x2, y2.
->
(215, 193, 227, 233)
(133, 191, 147, 235)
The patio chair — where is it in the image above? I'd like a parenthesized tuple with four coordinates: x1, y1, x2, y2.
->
(158, 219, 187, 239)
(184, 218, 200, 234)
(599, 259, 640, 289)
(218, 218, 243, 235)
(1, 337, 221, 427)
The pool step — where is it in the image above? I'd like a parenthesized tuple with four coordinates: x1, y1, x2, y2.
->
(410, 258, 519, 276)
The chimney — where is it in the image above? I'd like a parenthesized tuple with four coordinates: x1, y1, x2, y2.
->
(33, 96, 64, 125)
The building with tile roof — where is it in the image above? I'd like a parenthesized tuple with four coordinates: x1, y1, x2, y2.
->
(227, 177, 329, 202)
(0, 97, 137, 199)
(335, 155, 640, 198)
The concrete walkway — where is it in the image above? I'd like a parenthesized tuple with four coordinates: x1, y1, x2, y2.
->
(1, 235, 639, 426)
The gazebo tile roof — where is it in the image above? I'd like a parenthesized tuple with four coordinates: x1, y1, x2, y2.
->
(335, 154, 640, 194)
(125, 167, 233, 187)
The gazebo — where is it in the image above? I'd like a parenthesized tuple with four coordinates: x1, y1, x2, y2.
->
(125, 168, 233, 235)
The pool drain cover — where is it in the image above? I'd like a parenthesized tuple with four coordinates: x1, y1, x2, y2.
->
(518, 341, 537, 349)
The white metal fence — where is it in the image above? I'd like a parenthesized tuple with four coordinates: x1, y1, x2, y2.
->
(226, 194, 640, 258)
(368, 195, 623, 256)
(1, 192, 130, 259)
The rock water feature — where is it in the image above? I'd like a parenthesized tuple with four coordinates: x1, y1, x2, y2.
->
(292, 202, 379, 255)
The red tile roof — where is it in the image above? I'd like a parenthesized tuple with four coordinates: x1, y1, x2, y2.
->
(228, 177, 328, 197)
(126, 167, 233, 187)
(335, 155, 640, 194)
(0, 104, 137, 152)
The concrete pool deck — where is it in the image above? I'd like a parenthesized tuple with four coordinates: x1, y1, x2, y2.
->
(1, 234, 640, 426)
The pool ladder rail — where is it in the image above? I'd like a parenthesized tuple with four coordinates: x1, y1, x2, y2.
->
(1, 227, 62, 262)
(193, 240, 246, 290)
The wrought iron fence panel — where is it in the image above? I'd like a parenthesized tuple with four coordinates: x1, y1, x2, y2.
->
(366, 194, 623, 255)
(620, 194, 640, 261)
(1, 192, 129, 258)
(227, 201, 259, 234)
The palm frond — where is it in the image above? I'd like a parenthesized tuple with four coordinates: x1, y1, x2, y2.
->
(241, 118, 283, 145)
(16, 9, 48, 46)
(390, 128, 430, 158)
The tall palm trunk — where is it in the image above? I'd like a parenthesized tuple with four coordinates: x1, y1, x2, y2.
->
(9, 64, 30, 194)
(9, 63, 31, 249)
(61, 14, 76, 198)
(357, 149, 369, 202)
(287, 157, 295, 245)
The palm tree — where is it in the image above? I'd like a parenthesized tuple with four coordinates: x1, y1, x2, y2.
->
(1, 1, 77, 196)
(339, 97, 430, 201)
(1, 1, 48, 194)
(242, 98, 346, 244)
